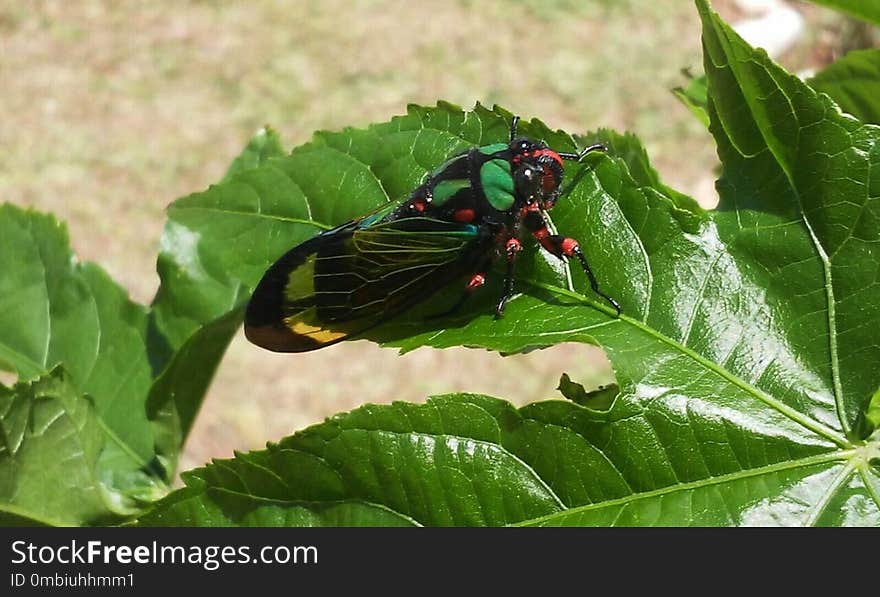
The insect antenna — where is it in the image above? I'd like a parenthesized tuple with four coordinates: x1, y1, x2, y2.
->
(557, 142, 607, 161)
(556, 157, 594, 200)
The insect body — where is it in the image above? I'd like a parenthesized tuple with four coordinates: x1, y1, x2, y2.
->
(245, 116, 620, 352)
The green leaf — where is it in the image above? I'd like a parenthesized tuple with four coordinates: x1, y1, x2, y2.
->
(0, 369, 120, 526)
(806, 0, 880, 25)
(138, 393, 878, 526)
(145, 307, 244, 476)
(591, 127, 704, 221)
(140, 0, 879, 525)
(0, 126, 287, 525)
(137, 395, 565, 527)
(809, 49, 880, 124)
(556, 373, 618, 410)
(0, 206, 165, 515)
(148, 127, 287, 459)
(221, 126, 286, 182)
(867, 387, 880, 433)
(673, 71, 710, 127)
(151, 134, 294, 351)
(699, 0, 879, 437)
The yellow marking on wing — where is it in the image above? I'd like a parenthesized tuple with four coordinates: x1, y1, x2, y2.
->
(288, 320, 348, 343)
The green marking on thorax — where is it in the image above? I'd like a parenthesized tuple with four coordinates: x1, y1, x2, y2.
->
(480, 158, 515, 211)
(430, 153, 467, 177)
(478, 143, 508, 156)
(432, 179, 470, 205)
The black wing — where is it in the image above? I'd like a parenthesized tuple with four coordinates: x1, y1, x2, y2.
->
(244, 216, 488, 352)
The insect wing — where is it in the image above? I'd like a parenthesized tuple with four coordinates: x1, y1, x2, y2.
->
(244, 216, 484, 352)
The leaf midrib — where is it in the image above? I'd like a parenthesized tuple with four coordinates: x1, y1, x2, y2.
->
(514, 449, 854, 526)
(527, 280, 850, 448)
(171, 205, 332, 231)
(803, 459, 857, 526)
(704, 5, 849, 437)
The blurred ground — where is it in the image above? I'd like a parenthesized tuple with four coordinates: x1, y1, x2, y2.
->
(0, 0, 860, 473)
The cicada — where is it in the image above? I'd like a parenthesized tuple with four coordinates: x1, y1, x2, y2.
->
(245, 116, 619, 352)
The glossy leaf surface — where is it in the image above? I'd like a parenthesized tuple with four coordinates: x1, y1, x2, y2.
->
(136, 1, 880, 526)
(4, 0, 878, 527)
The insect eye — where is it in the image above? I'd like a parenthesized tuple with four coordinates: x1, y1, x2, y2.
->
(541, 170, 558, 192)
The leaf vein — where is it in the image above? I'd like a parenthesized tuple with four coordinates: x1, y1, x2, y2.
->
(516, 450, 853, 526)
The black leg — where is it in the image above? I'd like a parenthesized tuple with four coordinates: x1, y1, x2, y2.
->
(495, 257, 516, 319)
(427, 267, 491, 320)
(495, 235, 522, 319)
(571, 246, 621, 315)
(521, 207, 621, 315)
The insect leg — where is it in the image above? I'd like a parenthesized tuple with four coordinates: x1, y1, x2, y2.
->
(568, 243, 621, 315)
(425, 273, 485, 320)
(425, 251, 493, 320)
(495, 235, 523, 319)
(523, 208, 621, 315)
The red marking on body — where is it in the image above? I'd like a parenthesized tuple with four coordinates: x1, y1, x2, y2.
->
(506, 238, 522, 255)
(454, 208, 475, 222)
(412, 200, 426, 213)
(519, 204, 540, 219)
(529, 149, 564, 168)
(561, 237, 579, 257)
(466, 273, 486, 290)
(532, 227, 550, 240)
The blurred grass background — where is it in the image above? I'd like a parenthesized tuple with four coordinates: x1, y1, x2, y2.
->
(0, 0, 860, 473)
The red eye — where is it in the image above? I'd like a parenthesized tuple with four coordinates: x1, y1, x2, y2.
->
(541, 170, 558, 192)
